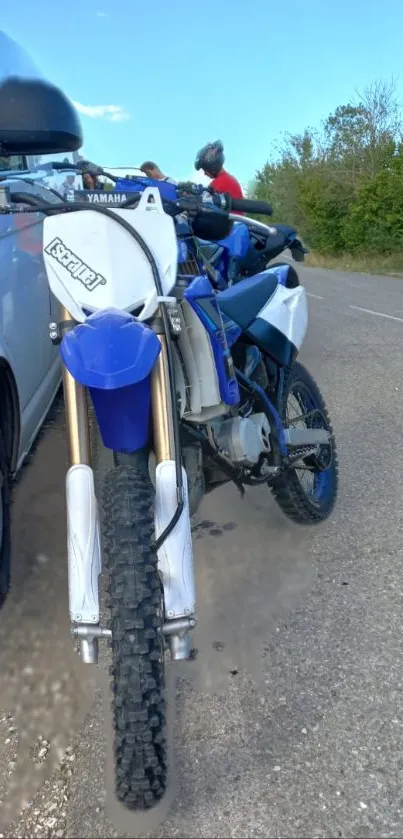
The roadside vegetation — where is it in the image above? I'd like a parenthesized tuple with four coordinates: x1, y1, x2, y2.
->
(251, 80, 403, 275)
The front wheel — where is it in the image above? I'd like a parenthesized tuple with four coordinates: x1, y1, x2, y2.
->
(102, 458, 167, 810)
(271, 361, 338, 524)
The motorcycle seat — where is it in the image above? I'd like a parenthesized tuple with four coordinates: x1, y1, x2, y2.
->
(271, 223, 297, 238)
(218, 269, 279, 330)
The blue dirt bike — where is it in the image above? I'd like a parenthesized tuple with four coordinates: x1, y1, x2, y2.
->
(1, 69, 338, 812)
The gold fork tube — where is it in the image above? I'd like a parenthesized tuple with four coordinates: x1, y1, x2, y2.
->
(60, 306, 91, 467)
(151, 334, 175, 464)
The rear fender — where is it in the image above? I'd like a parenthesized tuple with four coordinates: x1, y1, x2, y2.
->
(60, 307, 161, 452)
(290, 237, 309, 262)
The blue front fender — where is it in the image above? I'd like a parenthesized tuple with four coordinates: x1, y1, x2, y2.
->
(60, 308, 161, 453)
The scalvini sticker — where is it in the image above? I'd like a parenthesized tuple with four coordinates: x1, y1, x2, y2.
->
(44, 236, 107, 292)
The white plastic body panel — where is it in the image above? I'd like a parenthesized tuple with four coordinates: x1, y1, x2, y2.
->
(154, 461, 195, 619)
(257, 284, 308, 350)
(173, 301, 228, 423)
(66, 464, 102, 624)
(42, 188, 178, 322)
(181, 302, 220, 408)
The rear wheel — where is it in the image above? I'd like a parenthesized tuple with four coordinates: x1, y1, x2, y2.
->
(271, 362, 338, 524)
(102, 455, 167, 810)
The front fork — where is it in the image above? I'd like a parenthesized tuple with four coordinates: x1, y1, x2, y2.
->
(152, 335, 195, 659)
(62, 309, 195, 664)
(61, 307, 103, 664)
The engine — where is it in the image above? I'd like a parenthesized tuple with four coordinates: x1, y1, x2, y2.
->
(211, 413, 271, 467)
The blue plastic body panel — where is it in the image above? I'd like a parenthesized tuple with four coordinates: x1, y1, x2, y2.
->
(184, 275, 240, 406)
(217, 222, 250, 258)
(89, 379, 152, 452)
(60, 308, 161, 453)
(220, 310, 243, 349)
(114, 176, 178, 202)
(218, 268, 279, 330)
(275, 263, 293, 287)
(60, 308, 161, 389)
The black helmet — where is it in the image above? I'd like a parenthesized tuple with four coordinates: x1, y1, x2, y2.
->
(195, 140, 225, 177)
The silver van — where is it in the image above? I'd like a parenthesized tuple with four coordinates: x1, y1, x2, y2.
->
(0, 30, 76, 605)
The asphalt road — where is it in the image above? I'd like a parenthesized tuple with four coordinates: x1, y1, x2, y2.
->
(1, 266, 403, 838)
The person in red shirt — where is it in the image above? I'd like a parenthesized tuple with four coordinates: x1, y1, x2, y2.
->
(194, 140, 244, 211)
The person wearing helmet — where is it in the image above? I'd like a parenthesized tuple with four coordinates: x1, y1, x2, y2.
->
(194, 140, 244, 203)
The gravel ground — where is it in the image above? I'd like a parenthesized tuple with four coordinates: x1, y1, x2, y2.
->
(1, 266, 403, 838)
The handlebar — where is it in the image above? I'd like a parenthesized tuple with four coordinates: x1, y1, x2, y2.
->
(49, 160, 119, 183)
(228, 197, 273, 216)
(41, 163, 273, 217)
(0, 170, 274, 230)
(176, 182, 273, 217)
(50, 161, 74, 171)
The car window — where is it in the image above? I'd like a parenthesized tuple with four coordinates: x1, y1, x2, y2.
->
(0, 155, 27, 172)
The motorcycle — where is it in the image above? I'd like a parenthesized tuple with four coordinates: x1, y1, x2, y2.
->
(196, 215, 309, 288)
(77, 175, 308, 289)
(0, 78, 338, 813)
(181, 188, 308, 288)
(74, 174, 308, 294)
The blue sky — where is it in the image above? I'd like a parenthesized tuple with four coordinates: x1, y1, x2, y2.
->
(1, 0, 403, 185)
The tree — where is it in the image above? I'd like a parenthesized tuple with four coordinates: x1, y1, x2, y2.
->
(343, 146, 403, 254)
(324, 80, 401, 186)
(251, 77, 403, 258)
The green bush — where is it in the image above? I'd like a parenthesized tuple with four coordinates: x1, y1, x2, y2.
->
(252, 80, 403, 261)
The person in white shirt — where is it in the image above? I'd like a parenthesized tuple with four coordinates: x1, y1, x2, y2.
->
(59, 173, 76, 197)
(139, 160, 176, 184)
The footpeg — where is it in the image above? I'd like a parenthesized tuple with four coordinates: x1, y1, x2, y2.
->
(283, 428, 330, 446)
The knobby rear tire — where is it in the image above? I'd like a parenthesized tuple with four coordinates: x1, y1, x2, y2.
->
(271, 361, 339, 524)
(102, 460, 167, 810)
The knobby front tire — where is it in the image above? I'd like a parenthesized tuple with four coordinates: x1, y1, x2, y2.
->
(102, 460, 167, 810)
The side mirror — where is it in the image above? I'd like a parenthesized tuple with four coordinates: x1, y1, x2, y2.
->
(0, 76, 83, 155)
